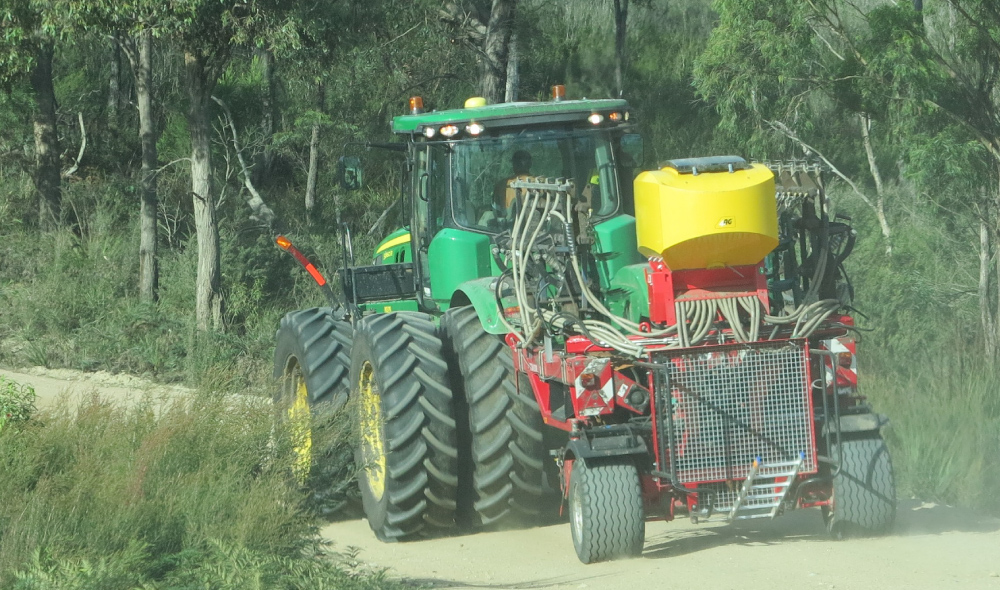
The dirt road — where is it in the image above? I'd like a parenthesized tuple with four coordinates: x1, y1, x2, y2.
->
(0, 366, 190, 409)
(6, 367, 998, 589)
(322, 496, 1000, 589)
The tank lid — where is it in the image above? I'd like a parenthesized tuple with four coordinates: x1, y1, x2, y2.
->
(663, 156, 750, 175)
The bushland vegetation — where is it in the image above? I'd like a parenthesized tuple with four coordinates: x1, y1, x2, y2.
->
(0, 381, 391, 589)
(1, 0, 999, 581)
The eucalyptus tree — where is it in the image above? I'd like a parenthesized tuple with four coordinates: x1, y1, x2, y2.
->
(441, 0, 519, 103)
(696, 0, 1000, 358)
(65, 0, 297, 328)
(880, 0, 1000, 358)
(163, 0, 297, 331)
(1, 0, 61, 228)
(790, 0, 1000, 358)
(612, 0, 627, 96)
(55, 1, 174, 302)
(694, 0, 897, 254)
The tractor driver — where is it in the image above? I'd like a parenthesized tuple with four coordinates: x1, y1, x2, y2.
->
(478, 149, 532, 229)
(495, 149, 532, 210)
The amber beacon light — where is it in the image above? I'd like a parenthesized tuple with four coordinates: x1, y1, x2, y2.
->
(409, 96, 424, 115)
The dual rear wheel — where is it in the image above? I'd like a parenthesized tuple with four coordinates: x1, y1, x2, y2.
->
(441, 305, 556, 528)
(274, 308, 354, 503)
(350, 312, 459, 540)
(276, 307, 550, 540)
(275, 307, 646, 559)
(276, 309, 458, 539)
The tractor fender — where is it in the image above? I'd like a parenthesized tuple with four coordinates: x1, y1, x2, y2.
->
(561, 426, 649, 463)
(450, 277, 508, 335)
(607, 264, 650, 323)
(821, 412, 889, 437)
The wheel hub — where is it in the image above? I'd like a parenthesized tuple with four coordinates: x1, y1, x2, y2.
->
(358, 361, 387, 500)
(286, 363, 312, 484)
(570, 477, 584, 547)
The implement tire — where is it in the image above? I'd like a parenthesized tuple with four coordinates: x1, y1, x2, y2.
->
(274, 308, 353, 484)
(352, 312, 458, 541)
(826, 435, 896, 538)
(569, 458, 645, 564)
(442, 306, 554, 527)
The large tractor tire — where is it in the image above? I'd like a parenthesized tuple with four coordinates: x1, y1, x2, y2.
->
(351, 312, 459, 541)
(568, 458, 645, 564)
(274, 308, 353, 485)
(508, 365, 560, 518)
(825, 435, 896, 538)
(442, 305, 554, 527)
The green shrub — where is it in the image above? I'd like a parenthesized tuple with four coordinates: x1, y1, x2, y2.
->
(0, 376, 36, 433)
(0, 392, 391, 590)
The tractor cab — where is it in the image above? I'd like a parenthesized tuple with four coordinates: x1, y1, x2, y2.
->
(339, 92, 645, 318)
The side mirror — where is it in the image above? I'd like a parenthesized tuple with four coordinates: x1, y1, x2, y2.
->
(338, 156, 363, 191)
(620, 134, 644, 169)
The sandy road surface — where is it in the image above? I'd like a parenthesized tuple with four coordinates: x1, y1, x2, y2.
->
(1, 366, 190, 409)
(6, 367, 998, 589)
(322, 499, 1000, 589)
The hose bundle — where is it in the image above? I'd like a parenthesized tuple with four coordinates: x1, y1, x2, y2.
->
(498, 178, 839, 357)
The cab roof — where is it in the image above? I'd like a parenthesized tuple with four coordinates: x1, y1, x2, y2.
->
(391, 98, 629, 135)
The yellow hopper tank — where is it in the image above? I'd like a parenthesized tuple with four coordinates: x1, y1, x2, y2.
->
(634, 157, 778, 270)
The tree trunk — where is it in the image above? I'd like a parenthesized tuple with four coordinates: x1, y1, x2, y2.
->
(186, 51, 223, 331)
(613, 0, 629, 97)
(109, 32, 122, 121)
(995, 184, 1000, 364)
(254, 47, 277, 185)
(305, 81, 324, 215)
(980, 215, 997, 360)
(479, 0, 517, 104)
(860, 114, 892, 255)
(505, 32, 519, 102)
(30, 41, 61, 230)
(135, 30, 159, 303)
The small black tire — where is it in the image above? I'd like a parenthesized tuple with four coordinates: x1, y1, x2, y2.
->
(273, 308, 353, 488)
(351, 312, 459, 541)
(442, 305, 554, 528)
(826, 435, 896, 538)
(569, 458, 645, 564)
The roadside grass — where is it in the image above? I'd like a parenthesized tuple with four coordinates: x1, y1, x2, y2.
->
(838, 186, 1000, 515)
(0, 384, 389, 590)
(864, 349, 1000, 515)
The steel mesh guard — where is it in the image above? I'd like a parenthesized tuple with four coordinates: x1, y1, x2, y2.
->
(654, 340, 816, 484)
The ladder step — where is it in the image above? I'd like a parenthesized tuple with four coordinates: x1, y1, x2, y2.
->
(743, 494, 783, 502)
(759, 460, 804, 468)
(725, 456, 804, 523)
(753, 471, 798, 479)
(734, 512, 780, 520)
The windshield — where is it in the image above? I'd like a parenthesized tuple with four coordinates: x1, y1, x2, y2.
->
(447, 129, 623, 233)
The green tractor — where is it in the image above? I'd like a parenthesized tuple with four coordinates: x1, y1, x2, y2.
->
(275, 91, 893, 561)
(275, 92, 643, 540)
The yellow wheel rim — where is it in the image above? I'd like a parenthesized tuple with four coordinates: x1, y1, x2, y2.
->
(286, 362, 312, 484)
(358, 361, 386, 500)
